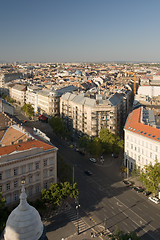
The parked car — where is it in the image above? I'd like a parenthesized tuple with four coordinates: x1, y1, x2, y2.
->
(123, 180, 134, 187)
(132, 186, 145, 193)
(143, 190, 152, 196)
(89, 158, 96, 163)
(76, 148, 85, 155)
(84, 170, 93, 176)
(148, 196, 159, 204)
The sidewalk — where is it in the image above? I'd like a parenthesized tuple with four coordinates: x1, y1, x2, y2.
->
(44, 200, 111, 240)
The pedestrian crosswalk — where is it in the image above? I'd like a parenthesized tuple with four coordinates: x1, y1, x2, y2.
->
(64, 206, 89, 233)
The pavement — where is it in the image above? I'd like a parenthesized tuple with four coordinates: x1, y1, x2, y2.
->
(43, 200, 111, 240)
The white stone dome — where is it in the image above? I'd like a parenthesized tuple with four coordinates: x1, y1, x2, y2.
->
(4, 185, 44, 240)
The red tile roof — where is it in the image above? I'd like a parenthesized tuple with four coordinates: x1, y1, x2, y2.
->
(0, 139, 55, 156)
(124, 107, 160, 142)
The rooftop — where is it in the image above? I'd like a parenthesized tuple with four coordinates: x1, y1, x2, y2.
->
(124, 107, 160, 142)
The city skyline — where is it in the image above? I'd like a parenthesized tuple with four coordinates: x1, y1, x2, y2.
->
(1, 0, 160, 63)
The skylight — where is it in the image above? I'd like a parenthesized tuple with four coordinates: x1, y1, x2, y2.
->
(140, 131, 143, 133)
(152, 135, 155, 138)
(148, 134, 151, 136)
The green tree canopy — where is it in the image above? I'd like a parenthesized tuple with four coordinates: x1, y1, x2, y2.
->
(87, 137, 103, 158)
(140, 161, 160, 195)
(41, 182, 79, 207)
(109, 225, 140, 240)
(49, 117, 71, 138)
(21, 103, 34, 118)
(99, 128, 123, 154)
(0, 192, 8, 233)
(57, 155, 73, 183)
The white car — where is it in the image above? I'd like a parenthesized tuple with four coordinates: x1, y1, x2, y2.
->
(148, 196, 159, 204)
(89, 158, 96, 163)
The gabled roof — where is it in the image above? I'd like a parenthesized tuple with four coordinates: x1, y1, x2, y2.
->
(124, 107, 160, 142)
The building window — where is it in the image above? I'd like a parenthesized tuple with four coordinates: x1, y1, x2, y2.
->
(21, 165, 26, 174)
(6, 195, 11, 204)
(131, 144, 133, 149)
(156, 146, 158, 152)
(14, 193, 19, 201)
(44, 170, 47, 178)
(49, 168, 53, 176)
(28, 188, 33, 196)
(28, 163, 33, 171)
(49, 158, 54, 165)
(0, 186, 2, 192)
(14, 180, 18, 188)
(150, 152, 152, 158)
(6, 183, 10, 191)
(44, 159, 47, 167)
(44, 182, 48, 189)
(36, 173, 40, 181)
(0, 173, 2, 180)
(29, 175, 33, 183)
(5, 170, 10, 179)
(35, 162, 39, 169)
(36, 185, 40, 193)
(155, 155, 157, 160)
(14, 168, 18, 176)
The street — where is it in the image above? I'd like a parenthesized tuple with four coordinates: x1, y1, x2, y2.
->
(14, 108, 160, 239)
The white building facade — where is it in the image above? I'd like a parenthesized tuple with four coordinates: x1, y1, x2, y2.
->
(124, 107, 160, 171)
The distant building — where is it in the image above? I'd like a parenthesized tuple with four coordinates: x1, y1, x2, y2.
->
(0, 73, 23, 88)
(124, 107, 160, 171)
(9, 84, 27, 106)
(137, 86, 160, 97)
(60, 92, 121, 137)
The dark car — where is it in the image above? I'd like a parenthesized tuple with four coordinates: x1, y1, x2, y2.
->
(133, 186, 145, 193)
(123, 180, 134, 187)
(143, 190, 152, 196)
(84, 170, 93, 176)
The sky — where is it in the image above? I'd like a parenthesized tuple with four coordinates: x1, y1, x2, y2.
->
(1, 0, 160, 63)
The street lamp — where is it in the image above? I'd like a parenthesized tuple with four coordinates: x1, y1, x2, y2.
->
(75, 200, 80, 235)
(104, 218, 107, 230)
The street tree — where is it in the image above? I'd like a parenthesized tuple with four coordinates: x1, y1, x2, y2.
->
(109, 225, 140, 240)
(57, 155, 73, 183)
(21, 103, 34, 118)
(87, 137, 103, 158)
(0, 192, 8, 233)
(140, 161, 160, 195)
(41, 182, 79, 207)
(99, 128, 123, 154)
(49, 117, 71, 138)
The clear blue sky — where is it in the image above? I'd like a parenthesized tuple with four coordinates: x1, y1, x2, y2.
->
(1, 0, 160, 63)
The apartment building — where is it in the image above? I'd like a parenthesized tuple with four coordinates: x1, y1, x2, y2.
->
(0, 73, 23, 88)
(9, 84, 27, 106)
(25, 86, 40, 113)
(60, 92, 121, 137)
(124, 107, 160, 171)
(0, 113, 58, 205)
(37, 89, 60, 116)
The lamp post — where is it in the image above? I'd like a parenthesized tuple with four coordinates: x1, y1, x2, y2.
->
(75, 200, 80, 235)
(104, 218, 107, 230)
